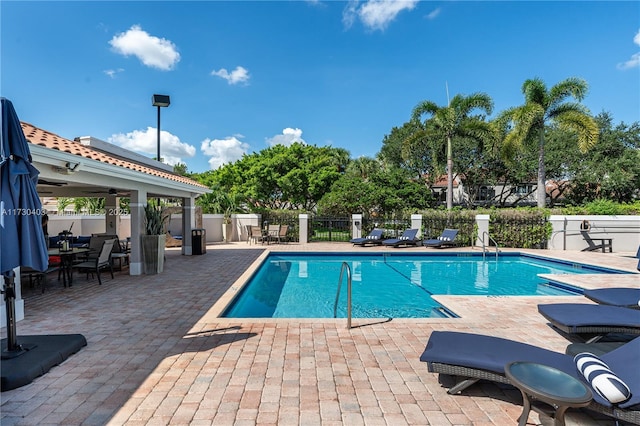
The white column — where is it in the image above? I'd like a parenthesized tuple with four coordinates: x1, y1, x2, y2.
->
(475, 214, 490, 248)
(105, 194, 119, 236)
(181, 197, 195, 255)
(299, 214, 309, 244)
(129, 190, 146, 275)
(411, 214, 423, 237)
(352, 214, 362, 239)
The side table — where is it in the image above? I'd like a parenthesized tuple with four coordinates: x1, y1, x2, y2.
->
(505, 361, 592, 426)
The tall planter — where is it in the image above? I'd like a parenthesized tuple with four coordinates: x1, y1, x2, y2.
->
(223, 222, 233, 242)
(142, 234, 166, 275)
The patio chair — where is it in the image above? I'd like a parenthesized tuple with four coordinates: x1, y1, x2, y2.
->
(419, 331, 640, 425)
(382, 229, 420, 247)
(274, 224, 289, 244)
(423, 228, 459, 248)
(583, 287, 640, 310)
(537, 303, 640, 342)
(349, 228, 384, 246)
(580, 230, 613, 253)
(73, 239, 116, 285)
(248, 225, 264, 245)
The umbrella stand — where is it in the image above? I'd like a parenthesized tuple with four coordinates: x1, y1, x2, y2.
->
(1, 271, 34, 359)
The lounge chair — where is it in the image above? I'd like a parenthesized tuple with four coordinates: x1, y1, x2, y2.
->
(349, 228, 384, 246)
(580, 230, 613, 253)
(423, 228, 458, 248)
(583, 287, 640, 310)
(537, 303, 640, 341)
(420, 331, 640, 425)
(381, 229, 420, 247)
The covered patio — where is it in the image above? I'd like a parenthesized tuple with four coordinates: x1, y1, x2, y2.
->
(22, 122, 210, 273)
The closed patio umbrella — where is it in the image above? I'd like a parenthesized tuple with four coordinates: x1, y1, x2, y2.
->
(1, 97, 48, 356)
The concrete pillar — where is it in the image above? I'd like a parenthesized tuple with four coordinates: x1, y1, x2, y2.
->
(475, 214, 490, 247)
(181, 197, 195, 255)
(105, 194, 119, 236)
(411, 214, 423, 237)
(129, 189, 146, 275)
(352, 214, 363, 239)
(299, 214, 309, 244)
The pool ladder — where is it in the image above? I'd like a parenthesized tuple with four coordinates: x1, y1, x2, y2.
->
(481, 231, 501, 260)
(333, 262, 352, 329)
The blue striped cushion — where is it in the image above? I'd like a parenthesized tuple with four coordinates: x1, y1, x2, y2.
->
(575, 352, 631, 404)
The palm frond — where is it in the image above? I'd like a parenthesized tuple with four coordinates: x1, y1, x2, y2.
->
(522, 78, 547, 106)
(555, 110, 599, 153)
(549, 77, 588, 105)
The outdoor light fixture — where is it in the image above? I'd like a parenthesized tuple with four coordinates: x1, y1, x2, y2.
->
(151, 94, 170, 163)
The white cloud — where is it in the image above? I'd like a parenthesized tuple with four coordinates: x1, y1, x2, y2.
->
(201, 136, 250, 169)
(344, 0, 419, 31)
(426, 7, 441, 20)
(108, 127, 195, 166)
(342, 0, 359, 30)
(211, 66, 250, 85)
(617, 29, 640, 70)
(109, 25, 180, 71)
(265, 128, 306, 147)
(103, 68, 124, 79)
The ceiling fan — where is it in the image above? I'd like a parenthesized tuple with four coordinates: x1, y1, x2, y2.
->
(81, 188, 129, 197)
(38, 179, 67, 187)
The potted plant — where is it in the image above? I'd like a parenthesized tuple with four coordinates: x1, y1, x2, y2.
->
(141, 201, 168, 274)
(222, 198, 236, 243)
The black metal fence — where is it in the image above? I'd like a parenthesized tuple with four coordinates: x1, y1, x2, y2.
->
(490, 214, 550, 249)
(262, 211, 551, 247)
(310, 216, 351, 241)
(261, 211, 300, 243)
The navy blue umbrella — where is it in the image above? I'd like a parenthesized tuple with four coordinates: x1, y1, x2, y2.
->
(1, 97, 48, 354)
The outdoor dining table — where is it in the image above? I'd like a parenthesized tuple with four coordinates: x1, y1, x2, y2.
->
(47, 247, 89, 287)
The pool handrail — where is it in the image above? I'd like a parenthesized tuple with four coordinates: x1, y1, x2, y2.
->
(333, 261, 352, 329)
(481, 231, 500, 260)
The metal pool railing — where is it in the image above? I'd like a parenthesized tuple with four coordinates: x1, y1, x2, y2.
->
(333, 262, 352, 329)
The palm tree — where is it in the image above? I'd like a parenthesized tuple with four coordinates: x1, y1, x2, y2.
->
(499, 77, 599, 208)
(410, 93, 494, 210)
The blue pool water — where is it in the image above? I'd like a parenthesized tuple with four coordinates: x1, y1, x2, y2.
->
(222, 253, 627, 319)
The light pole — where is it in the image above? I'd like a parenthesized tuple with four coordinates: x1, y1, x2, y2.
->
(152, 94, 170, 207)
(151, 94, 170, 163)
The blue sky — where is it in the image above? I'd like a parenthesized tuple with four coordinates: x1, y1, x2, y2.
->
(2, 1, 639, 173)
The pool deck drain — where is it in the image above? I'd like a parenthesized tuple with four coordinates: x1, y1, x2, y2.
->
(1, 244, 637, 425)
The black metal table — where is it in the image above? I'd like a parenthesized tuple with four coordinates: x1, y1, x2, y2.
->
(505, 361, 592, 426)
(48, 247, 89, 287)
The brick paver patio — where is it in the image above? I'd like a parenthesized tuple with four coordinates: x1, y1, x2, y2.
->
(2, 243, 638, 425)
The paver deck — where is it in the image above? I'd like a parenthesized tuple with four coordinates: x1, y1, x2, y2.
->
(2, 243, 638, 425)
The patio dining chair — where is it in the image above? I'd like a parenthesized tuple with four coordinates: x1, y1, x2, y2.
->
(73, 239, 116, 285)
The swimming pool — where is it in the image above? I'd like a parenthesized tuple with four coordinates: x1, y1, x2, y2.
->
(222, 252, 628, 319)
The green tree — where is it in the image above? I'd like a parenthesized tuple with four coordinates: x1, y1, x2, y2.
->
(191, 143, 349, 211)
(499, 77, 599, 207)
(408, 93, 494, 210)
(566, 113, 640, 204)
(318, 166, 433, 216)
(173, 162, 188, 176)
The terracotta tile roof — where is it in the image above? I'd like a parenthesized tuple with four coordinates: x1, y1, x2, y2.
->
(21, 121, 208, 189)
